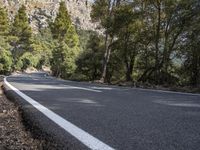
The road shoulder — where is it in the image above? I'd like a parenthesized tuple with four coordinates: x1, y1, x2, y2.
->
(0, 82, 43, 150)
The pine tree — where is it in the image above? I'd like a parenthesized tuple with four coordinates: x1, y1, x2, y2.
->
(10, 5, 32, 70)
(50, 1, 80, 78)
(0, 42, 12, 74)
(0, 7, 12, 74)
(0, 7, 9, 36)
(11, 5, 32, 56)
(51, 1, 71, 40)
(76, 33, 104, 80)
(11, 5, 31, 38)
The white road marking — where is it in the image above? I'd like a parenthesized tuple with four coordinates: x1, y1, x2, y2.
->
(67, 86, 102, 92)
(36, 84, 102, 93)
(8, 82, 102, 93)
(154, 100, 200, 108)
(132, 87, 200, 96)
(90, 87, 114, 90)
(4, 78, 114, 150)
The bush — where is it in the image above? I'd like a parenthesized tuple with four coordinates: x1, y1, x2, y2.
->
(18, 52, 40, 71)
(51, 42, 78, 78)
(0, 49, 13, 75)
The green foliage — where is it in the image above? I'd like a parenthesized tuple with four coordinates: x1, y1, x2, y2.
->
(112, 3, 143, 81)
(11, 5, 32, 39)
(0, 7, 12, 74)
(77, 29, 98, 51)
(0, 37, 12, 74)
(51, 42, 77, 78)
(31, 30, 54, 69)
(65, 25, 80, 48)
(178, 7, 200, 86)
(105, 48, 125, 83)
(19, 52, 40, 70)
(134, 0, 198, 84)
(91, 0, 126, 82)
(0, 0, 199, 88)
(76, 33, 104, 80)
(88, 0, 200, 87)
(0, 7, 9, 36)
(50, 1, 71, 41)
(8, 5, 55, 71)
(91, 0, 110, 28)
(15, 28, 54, 71)
(0, 48, 12, 75)
(11, 5, 32, 69)
(50, 2, 80, 78)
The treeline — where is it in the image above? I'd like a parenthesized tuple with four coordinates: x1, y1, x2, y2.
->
(0, 5, 53, 75)
(81, 0, 200, 87)
(0, 1, 200, 87)
(0, 2, 80, 79)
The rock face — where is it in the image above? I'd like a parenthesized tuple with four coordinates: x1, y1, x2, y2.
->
(0, 0, 98, 33)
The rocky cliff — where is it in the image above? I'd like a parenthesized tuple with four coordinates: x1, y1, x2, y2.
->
(0, 0, 98, 33)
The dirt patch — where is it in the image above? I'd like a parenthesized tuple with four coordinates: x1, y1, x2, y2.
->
(0, 82, 43, 150)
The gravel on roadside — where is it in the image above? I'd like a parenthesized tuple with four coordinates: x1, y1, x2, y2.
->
(0, 82, 43, 150)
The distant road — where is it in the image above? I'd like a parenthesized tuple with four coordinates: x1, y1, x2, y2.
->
(4, 73, 200, 150)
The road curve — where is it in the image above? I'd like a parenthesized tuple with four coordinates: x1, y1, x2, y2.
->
(4, 73, 200, 150)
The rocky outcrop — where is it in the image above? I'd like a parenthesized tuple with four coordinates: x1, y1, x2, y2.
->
(0, 0, 99, 33)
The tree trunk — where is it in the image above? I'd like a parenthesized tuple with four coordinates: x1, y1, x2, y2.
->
(125, 62, 134, 82)
(154, 0, 161, 84)
(99, 0, 116, 83)
(191, 50, 199, 86)
(100, 34, 112, 83)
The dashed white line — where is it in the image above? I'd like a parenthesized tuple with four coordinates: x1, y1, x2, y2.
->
(4, 77, 115, 150)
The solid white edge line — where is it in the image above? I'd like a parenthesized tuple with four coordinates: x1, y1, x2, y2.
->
(4, 77, 115, 150)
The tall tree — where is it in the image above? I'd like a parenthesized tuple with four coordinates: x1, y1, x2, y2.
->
(0, 7, 12, 74)
(0, 43, 12, 75)
(91, 0, 121, 82)
(50, 1, 71, 40)
(137, 0, 198, 84)
(112, 1, 144, 81)
(0, 7, 9, 36)
(74, 0, 200, 87)
(180, 1, 200, 86)
(10, 4, 32, 69)
(50, 1, 80, 78)
(76, 33, 104, 80)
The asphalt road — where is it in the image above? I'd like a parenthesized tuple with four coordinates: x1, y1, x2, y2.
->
(5, 73, 200, 150)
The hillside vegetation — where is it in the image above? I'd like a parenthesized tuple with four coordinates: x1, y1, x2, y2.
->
(0, 0, 199, 89)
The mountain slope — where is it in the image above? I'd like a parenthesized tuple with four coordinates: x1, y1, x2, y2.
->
(0, 0, 98, 32)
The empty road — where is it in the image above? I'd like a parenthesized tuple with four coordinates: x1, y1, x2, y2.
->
(4, 73, 200, 150)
